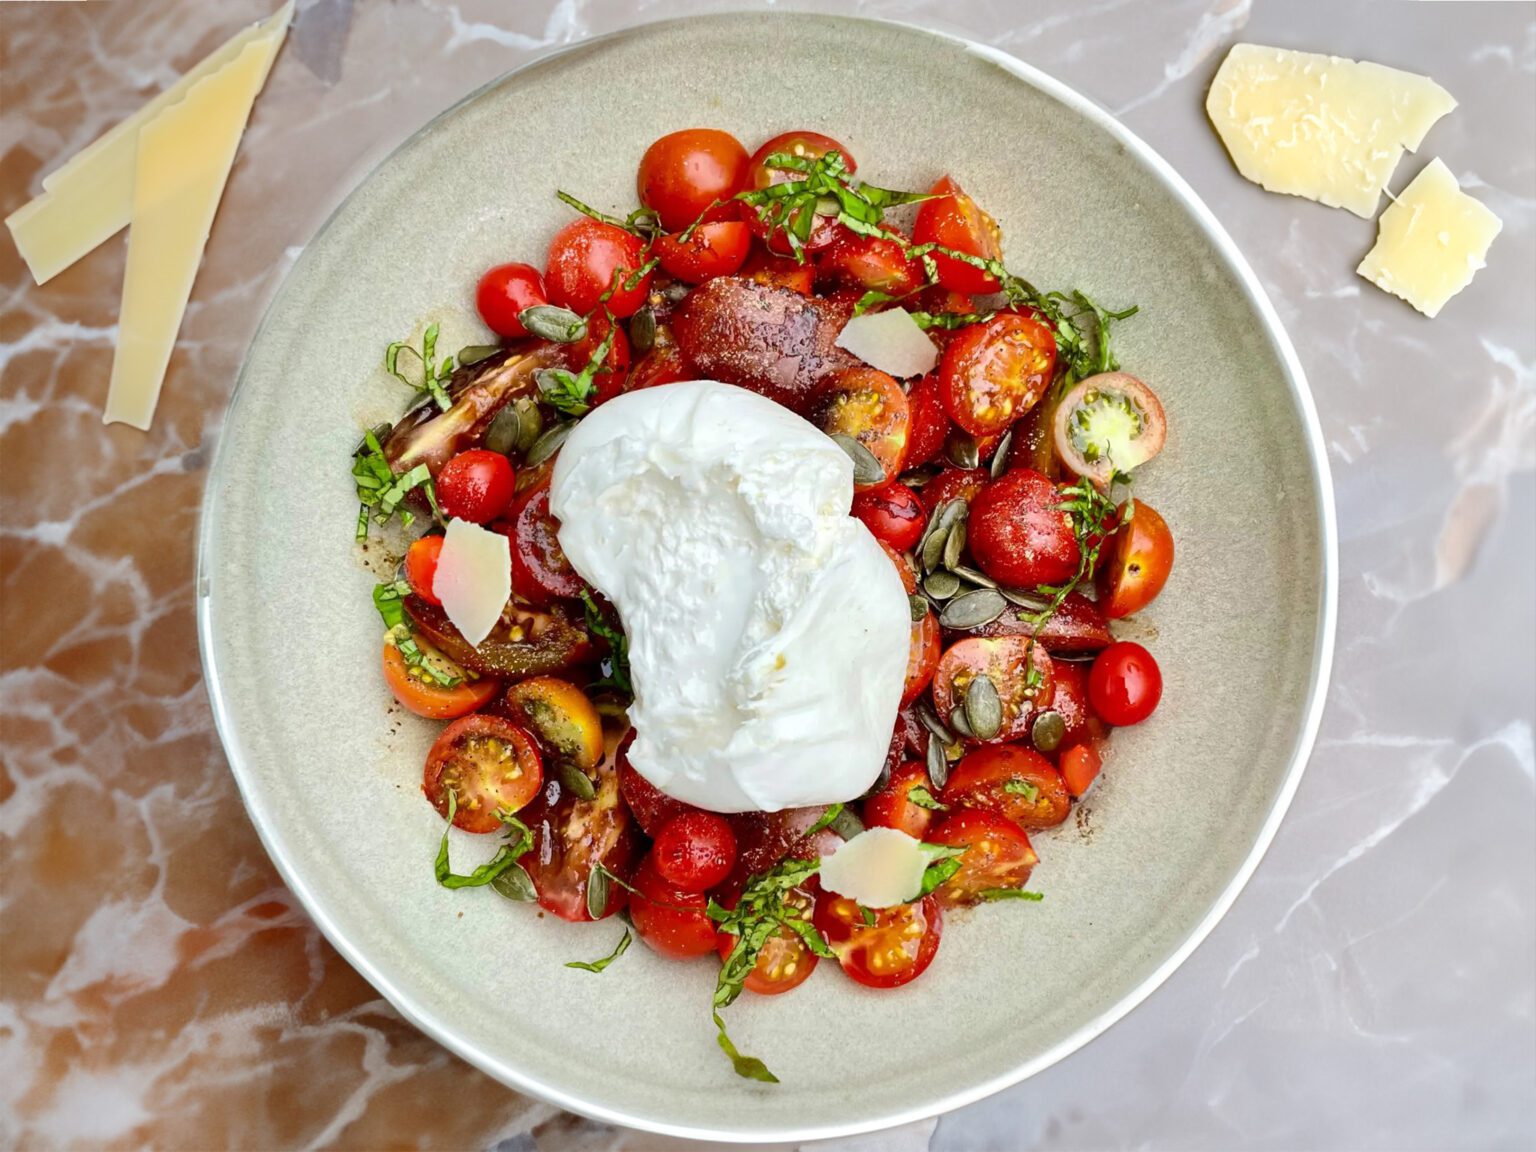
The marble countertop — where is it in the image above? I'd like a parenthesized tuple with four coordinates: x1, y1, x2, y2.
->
(2, 1, 1532, 1148)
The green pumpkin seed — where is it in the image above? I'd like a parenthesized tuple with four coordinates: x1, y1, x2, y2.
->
(1031, 710, 1067, 754)
(924, 570, 961, 600)
(490, 862, 537, 902)
(939, 587, 1007, 630)
(629, 305, 656, 352)
(947, 431, 980, 470)
(586, 865, 611, 919)
(456, 343, 503, 368)
(1001, 586, 1051, 611)
(526, 421, 575, 467)
(909, 594, 930, 622)
(512, 399, 543, 454)
(559, 762, 597, 802)
(916, 703, 955, 744)
(484, 404, 524, 457)
(921, 521, 951, 572)
(926, 736, 950, 789)
(949, 563, 997, 589)
(830, 434, 886, 486)
(990, 428, 1014, 479)
(965, 675, 1003, 740)
(520, 305, 588, 343)
(949, 705, 974, 739)
(943, 521, 967, 570)
(830, 806, 866, 840)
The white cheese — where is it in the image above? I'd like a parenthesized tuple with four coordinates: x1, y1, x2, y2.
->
(1357, 159, 1502, 318)
(432, 519, 511, 648)
(1206, 43, 1455, 218)
(834, 308, 939, 379)
(818, 828, 931, 908)
(550, 380, 910, 813)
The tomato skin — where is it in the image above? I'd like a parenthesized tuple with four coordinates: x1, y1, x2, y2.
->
(943, 744, 1071, 829)
(506, 479, 583, 605)
(852, 481, 926, 552)
(815, 367, 910, 489)
(404, 535, 444, 606)
(1060, 741, 1104, 797)
(655, 221, 752, 284)
(423, 715, 543, 832)
(903, 610, 943, 707)
(1098, 501, 1174, 619)
(940, 313, 1056, 437)
(545, 217, 652, 318)
(919, 467, 987, 515)
(926, 809, 1037, 906)
(814, 891, 943, 989)
(523, 758, 635, 921)
(745, 131, 857, 254)
(1089, 642, 1163, 726)
(566, 312, 631, 406)
(815, 229, 920, 295)
(627, 338, 691, 391)
(629, 854, 720, 959)
(739, 247, 815, 295)
(616, 731, 699, 836)
(864, 761, 940, 840)
(652, 811, 737, 893)
(382, 643, 498, 720)
(912, 176, 1003, 295)
(967, 469, 1081, 588)
(904, 375, 951, 468)
(714, 884, 820, 995)
(638, 129, 750, 232)
(500, 676, 604, 777)
(1043, 660, 1106, 750)
(476, 262, 549, 339)
(437, 449, 515, 524)
(932, 636, 1055, 744)
(1053, 373, 1168, 490)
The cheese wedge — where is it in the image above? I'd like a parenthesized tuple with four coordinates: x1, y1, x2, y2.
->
(433, 520, 512, 648)
(818, 828, 932, 908)
(1207, 44, 1455, 218)
(103, 30, 288, 429)
(1357, 159, 1502, 318)
(6, 2, 293, 285)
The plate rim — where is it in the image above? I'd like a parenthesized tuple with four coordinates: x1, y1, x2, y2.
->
(196, 12, 1339, 1143)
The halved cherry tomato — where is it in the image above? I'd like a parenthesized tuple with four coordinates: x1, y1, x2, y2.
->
(815, 229, 920, 295)
(1088, 641, 1163, 726)
(864, 761, 942, 840)
(505, 479, 583, 605)
(919, 466, 988, 515)
(715, 883, 820, 995)
(970, 591, 1112, 657)
(1013, 392, 1064, 479)
(926, 809, 1037, 906)
(501, 676, 604, 779)
(404, 595, 593, 679)
(627, 328, 692, 392)
(1052, 372, 1167, 489)
(437, 449, 515, 524)
(881, 540, 918, 594)
(725, 808, 842, 892)
(1042, 659, 1105, 751)
(903, 610, 942, 707)
(967, 469, 1081, 588)
(939, 313, 1056, 437)
(1060, 741, 1103, 797)
(655, 221, 752, 284)
(932, 636, 1055, 744)
(816, 367, 910, 490)
(523, 757, 634, 921)
(629, 853, 720, 959)
(616, 730, 698, 836)
(884, 708, 927, 781)
(852, 481, 926, 552)
(403, 535, 444, 605)
(1097, 500, 1174, 619)
(423, 715, 543, 833)
(739, 247, 815, 294)
(904, 374, 951, 468)
(943, 744, 1071, 829)
(814, 890, 943, 989)
(912, 176, 1003, 295)
(566, 312, 632, 406)
(545, 217, 652, 318)
(382, 642, 498, 720)
(476, 262, 549, 339)
(745, 131, 857, 255)
(637, 129, 751, 232)
(652, 811, 737, 893)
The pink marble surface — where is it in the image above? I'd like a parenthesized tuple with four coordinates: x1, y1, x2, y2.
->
(1, 1, 1532, 1149)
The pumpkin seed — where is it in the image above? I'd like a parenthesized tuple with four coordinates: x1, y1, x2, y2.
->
(1031, 710, 1067, 754)
(916, 702, 955, 744)
(947, 431, 980, 470)
(830, 434, 886, 486)
(1001, 586, 1051, 611)
(526, 421, 575, 467)
(456, 343, 503, 368)
(830, 806, 866, 840)
(484, 404, 524, 457)
(520, 305, 588, 343)
(899, 466, 939, 489)
(990, 428, 1014, 479)
(949, 704, 974, 739)
(939, 587, 1007, 630)
(559, 762, 597, 802)
(585, 865, 611, 919)
(926, 736, 950, 789)
(629, 305, 656, 352)
(943, 521, 967, 570)
(490, 862, 537, 902)
(924, 570, 961, 601)
(949, 563, 997, 589)
(964, 675, 1003, 740)
(512, 399, 543, 454)
(909, 594, 930, 623)
(921, 521, 951, 572)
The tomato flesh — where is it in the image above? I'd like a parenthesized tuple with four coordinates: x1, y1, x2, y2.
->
(814, 891, 943, 989)
(637, 128, 751, 233)
(382, 642, 497, 720)
(715, 885, 820, 995)
(545, 217, 652, 318)
(653, 811, 737, 893)
(437, 449, 515, 524)
(404, 535, 444, 606)
(1060, 741, 1104, 797)
(1088, 641, 1163, 726)
(853, 481, 926, 552)
(617, 731, 700, 836)
(505, 478, 584, 604)
(476, 262, 549, 339)
(739, 247, 815, 295)
(932, 636, 1055, 745)
(629, 854, 719, 958)
(815, 368, 910, 489)
(423, 715, 543, 833)
(864, 761, 941, 840)
(926, 809, 1037, 906)
(943, 744, 1071, 829)
(919, 467, 987, 515)
(1052, 373, 1168, 489)
(815, 229, 920, 295)
(903, 610, 942, 706)
(1098, 500, 1174, 619)
(904, 374, 951, 468)
(565, 312, 632, 406)
(940, 313, 1056, 437)
(967, 469, 1081, 588)
(912, 176, 1003, 295)
(523, 758, 635, 921)
(500, 676, 604, 777)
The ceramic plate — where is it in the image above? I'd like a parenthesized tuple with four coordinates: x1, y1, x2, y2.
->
(199, 14, 1336, 1142)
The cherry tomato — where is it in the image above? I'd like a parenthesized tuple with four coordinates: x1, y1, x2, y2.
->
(919, 467, 988, 515)
(655, 221, 752, 284)
(627, 325, 692, 391)
(1097, 501, 1174, 619)
(746, 131, 857, 255)
(715, 884, 821, 995)
(724, 807, 842, 892)
(1052, 372, 1168, 489)
(939, 313, 1056, 437)
(815, 367, 910, 490)
(436, 449, 515, 524)
(545, 217, 652, 318)
(423, 715, 543, 833)
(881, 539, 917, 594)
(500, 677, 604, 778)
(814, 890, 942, 989)
(637, 129, 751, 232)
(815, 229, 920, 295)
(403, 535, 444, 606)
(943, 744, 1071, 829)
(739, 246, 815, 294)
(653, 811, 737, 893)
(967, 469, 1081, 588)
(404, 595, 593, 680)
(505, 478, 583, 604)
(382, 642, 498, 720)
(904, 609, 942, 707)
(523, 758, 635, 921)
(852, 481, 926, 552)
(476, 262, 549, 339)
(864, 761, 941, 840)
(616, 730, 699, 836)
(1042, 660, 1106, 751)
(912, 176, 1003, 295)
(629, 854, 719, 958)
(566, 312, 631, 405)
(904, 374, 951, 468)
(1013, 393, 1065, 480)
(926, 809, 1037, 906)
(1060, 741, 1104, 797)
(1088, 642, 1163, 726)
(932, 636, 1055, 744)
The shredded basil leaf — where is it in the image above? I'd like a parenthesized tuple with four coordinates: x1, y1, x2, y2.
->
(565, 928, 632, 973)
(805, 804, 844, 838)
(979, 888, 1045, 902)
(906, 785, 948, 812)
(713, 1010, 777, 1083)
(580, 588, 631, 696)
(433, 795, 533, 889)
(385, 322, 455, 411)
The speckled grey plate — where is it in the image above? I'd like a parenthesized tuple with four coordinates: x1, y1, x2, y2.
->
(199, 13, 1336, 1143)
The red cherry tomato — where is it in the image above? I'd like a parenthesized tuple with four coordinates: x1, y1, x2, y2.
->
(629, 854, 719, 959)
(475, 262, 549, 339)
(966, 469, 1081, 588)
(903, 610, 942, 707)
(567, 312, 632, 406)
(652, 811, 737, 893)
(912, 176, 1003, 295)
(714, 883, 821, 995)
(627, 325, 692, 392)
(943, 744, 1071, 829)
(422, 715, 543, 833)
(931, 637, 1054, 744)
(926, 809, 1037, 906)
(815, 229, 920, 295)
(738, 246, 816, 295)
(545, 217, 652, 318)
(882, 539, 918, 594)
(523, 758, 635, 921)
(1045, 660, 1106, 751)
(1088, 642, 1163, 726)
(904, 375, 951, 469)
(654, 221, 752, 284)
(382, 642, 498, 721)
(746, 131, 857, 255)
(815, 367, 910, 490)
(505, 478, 583, 604)
(1060, 741, 1104, 798)
(919, 468, 988, 518)
(814, 890, 943, 989)
(864, 761, 941, 840)
(940, 312, 1056, 437)
(1097, 501, 1174, 619)
(616, 731, 699, 836)
(637, 129, 751, 232)
(436, 449, 515, 524)
(852, 481, 926, 552)
(404, 535, 444, 605)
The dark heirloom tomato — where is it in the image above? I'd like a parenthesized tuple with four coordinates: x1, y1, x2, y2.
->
(725, 807, 842, 891)
(715, 884, 821, 995)
(655, 221, 752, 284)
(1053, 372, 1168, 489)
(423, 715, 543, 833)
(1097, 500, 1174, 619)
(653, 811, 737, 893)
(404, 595, 593, 679)
(815, 229, 920, 295)
(566, 312, 631, 405)
(815, 367, 910, 489)
(904, 374, 951, 468)
(939, 313, 1056, 437)
(627, 321, 691, 392)
(884, 706, 927, 783)
(852, 481, 926, 552)
(904, 611, 942, 706)
(476, 262, 549, 339)
(637, 129, 751, 232)
(524, 757, 635, 921)
(931, 636, 1055, 744)
(739, 247, 815, 295)
(943, 745, 1071, 829)
(1013, 394, 1064, 479)
(970, 592, 1112, 656)
(1060, 741, 1104, 797)
(919, 467, 988, 515)
(436, 449, 515, 524)
(382, 642, 498, 720)
(501, 677, 604, 777)
(864, 761, 942, 840)
(403, 535, 444, 606)
(1089, 642, 1163, 726)
(814, 890, 943, 989)
(629, 854, 718, 958)
(912, 176, 1003, 295)
(926, 809, 1037, 906)
(506, 480, 583, 604)
(545, 217, 653, 318)
(745, 131, 857, 255)
(616, 731, 699, 836)
(967, 469, 1081, 588)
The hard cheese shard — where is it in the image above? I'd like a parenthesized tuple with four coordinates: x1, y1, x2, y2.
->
(5, 1, 293, 285)
(1207, 43, 1456, 218)
(433, 519, 512, 648)
(1357, 159, 1502, 318)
